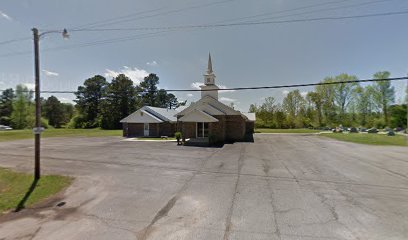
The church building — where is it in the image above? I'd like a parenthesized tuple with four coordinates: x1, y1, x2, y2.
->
(120, 53, 255, 145)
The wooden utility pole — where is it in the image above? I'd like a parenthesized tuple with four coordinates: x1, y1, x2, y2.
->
(32, 28, 41, 180)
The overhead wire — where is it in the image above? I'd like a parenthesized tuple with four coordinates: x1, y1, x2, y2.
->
(1, 77, 406, 94)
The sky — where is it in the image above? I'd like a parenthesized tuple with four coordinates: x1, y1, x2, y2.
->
(0, 0, 407, 112)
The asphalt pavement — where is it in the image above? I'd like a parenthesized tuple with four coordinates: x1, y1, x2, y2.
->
(0, 134, 407, 240)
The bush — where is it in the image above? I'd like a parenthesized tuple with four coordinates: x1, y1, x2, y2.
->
(67, 114, 99, 129)
(374, 119, 385, 129)
(175, 132, 182, 139)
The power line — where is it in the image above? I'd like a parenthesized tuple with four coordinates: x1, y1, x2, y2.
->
(240, 0, 395, 23)
(213, 0, 355, 24)
(72, 10, 408, 32)
(69, 0, 237, 31)
(1, 9, 407, 58)
(1, 77, 407, 94)
(0, 37, 31, 46)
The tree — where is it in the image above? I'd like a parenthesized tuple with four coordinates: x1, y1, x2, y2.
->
(74, 75, 108, 128)
(0, 88, 15, 125)
(282, 90, 306, 128)
(316, 78, 336, 126)
(332, 74, 359, 119)
(10, 85, 33, 129)
(306, 92, 323, 127)
(136, 73, 179, 108)
(137, 73, 159, 107)
(61, 103, 75, 124)
(259, 97, 276, 126)
(156, 90, 179, 109)
(43, 96, 65, 128)
(389, 104, 407, 129)
(248, 104, 257, 113)
(100, 74, 138, 129)
(373, 71, 395, 126)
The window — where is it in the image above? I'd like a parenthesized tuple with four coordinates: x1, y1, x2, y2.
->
(197, 122, 209, 138)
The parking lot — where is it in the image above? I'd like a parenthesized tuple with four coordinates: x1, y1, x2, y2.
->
(1, 134, 408, 240)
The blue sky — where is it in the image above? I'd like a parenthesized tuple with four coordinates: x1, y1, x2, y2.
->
(0, 0, 407, 111)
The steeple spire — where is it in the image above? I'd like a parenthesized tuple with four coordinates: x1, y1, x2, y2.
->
(207, 52, 213, 74)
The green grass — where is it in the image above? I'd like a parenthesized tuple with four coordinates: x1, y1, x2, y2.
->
(0, 168, 72, 213)
(255, 128, 322, 133)
(321, 133, 408, 146)
(0, 128, 122, 142)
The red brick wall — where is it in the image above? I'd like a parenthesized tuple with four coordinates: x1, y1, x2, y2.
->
(181, 122, 196, 139)
(209, 116, 226, 143)
(158, 122, 176, 137)
(225, 115, 246, 142)
(124, 123, 144, 137)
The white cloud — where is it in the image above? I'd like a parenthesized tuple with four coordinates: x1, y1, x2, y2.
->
(59, 97, 74, 104)
(42, 69, 59, 77)
(220, 97, 236, 102)
(0, 81, 4, 85)
(191, 82, 202, 90)
(282, 90, 289, 95)
(187, 93, 194, 97)
(0, 10, 12, 21)
(146, 60, 158, 66)
(301, 91, 308, 97)
(23, 83, 35, 90)
(218, 85, 235, 93)
(105, 66, 149, 85)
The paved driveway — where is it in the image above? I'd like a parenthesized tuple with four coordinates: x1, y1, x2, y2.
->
(0, 134, 408, 240)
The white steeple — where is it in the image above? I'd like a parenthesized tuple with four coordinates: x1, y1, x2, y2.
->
(200, 52, 219, 100)
(204, 52, 216, 85)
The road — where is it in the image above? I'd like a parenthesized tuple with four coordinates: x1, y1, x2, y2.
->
(0, 134, 408, 240)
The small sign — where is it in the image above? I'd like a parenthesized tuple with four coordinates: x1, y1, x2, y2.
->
(33, 127, 45, 134)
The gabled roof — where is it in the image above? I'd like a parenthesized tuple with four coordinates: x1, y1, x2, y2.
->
(176, 95, 241, 117)
(179, 109, 219, 122)
(120, 108, 163, 123)
(242, 112, 256, 122)
(146, 106, 178, 122)
(120, 106, 178, 123)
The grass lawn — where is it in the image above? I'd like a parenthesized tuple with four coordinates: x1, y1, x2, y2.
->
(321, 133, 408, 146)
(0, 168, 72, 213)
(0, 128, 122, 142)
(255, 128, 322, 133)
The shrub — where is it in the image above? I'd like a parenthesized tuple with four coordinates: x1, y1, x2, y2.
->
(175, 132, 182, 139)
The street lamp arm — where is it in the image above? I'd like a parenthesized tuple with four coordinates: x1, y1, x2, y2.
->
(34, 28, 69, 39)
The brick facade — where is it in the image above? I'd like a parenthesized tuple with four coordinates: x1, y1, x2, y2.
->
(178, 114, 250, 143)
(123, 123, 176, 137)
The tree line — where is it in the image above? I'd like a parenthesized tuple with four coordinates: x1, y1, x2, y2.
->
(249, 72, 408, 129)
(0, 85, 74, 129)
(0, 73, 184, 130)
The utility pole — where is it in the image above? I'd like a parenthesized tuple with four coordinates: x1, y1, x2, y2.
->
(31, 28, 69, 180)
(32, 28, 41, 180)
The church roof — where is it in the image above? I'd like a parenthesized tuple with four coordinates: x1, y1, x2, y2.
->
(178, 109, 219, 123)
(120, 106, 178, 123)
(175, 95, 241, 117)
